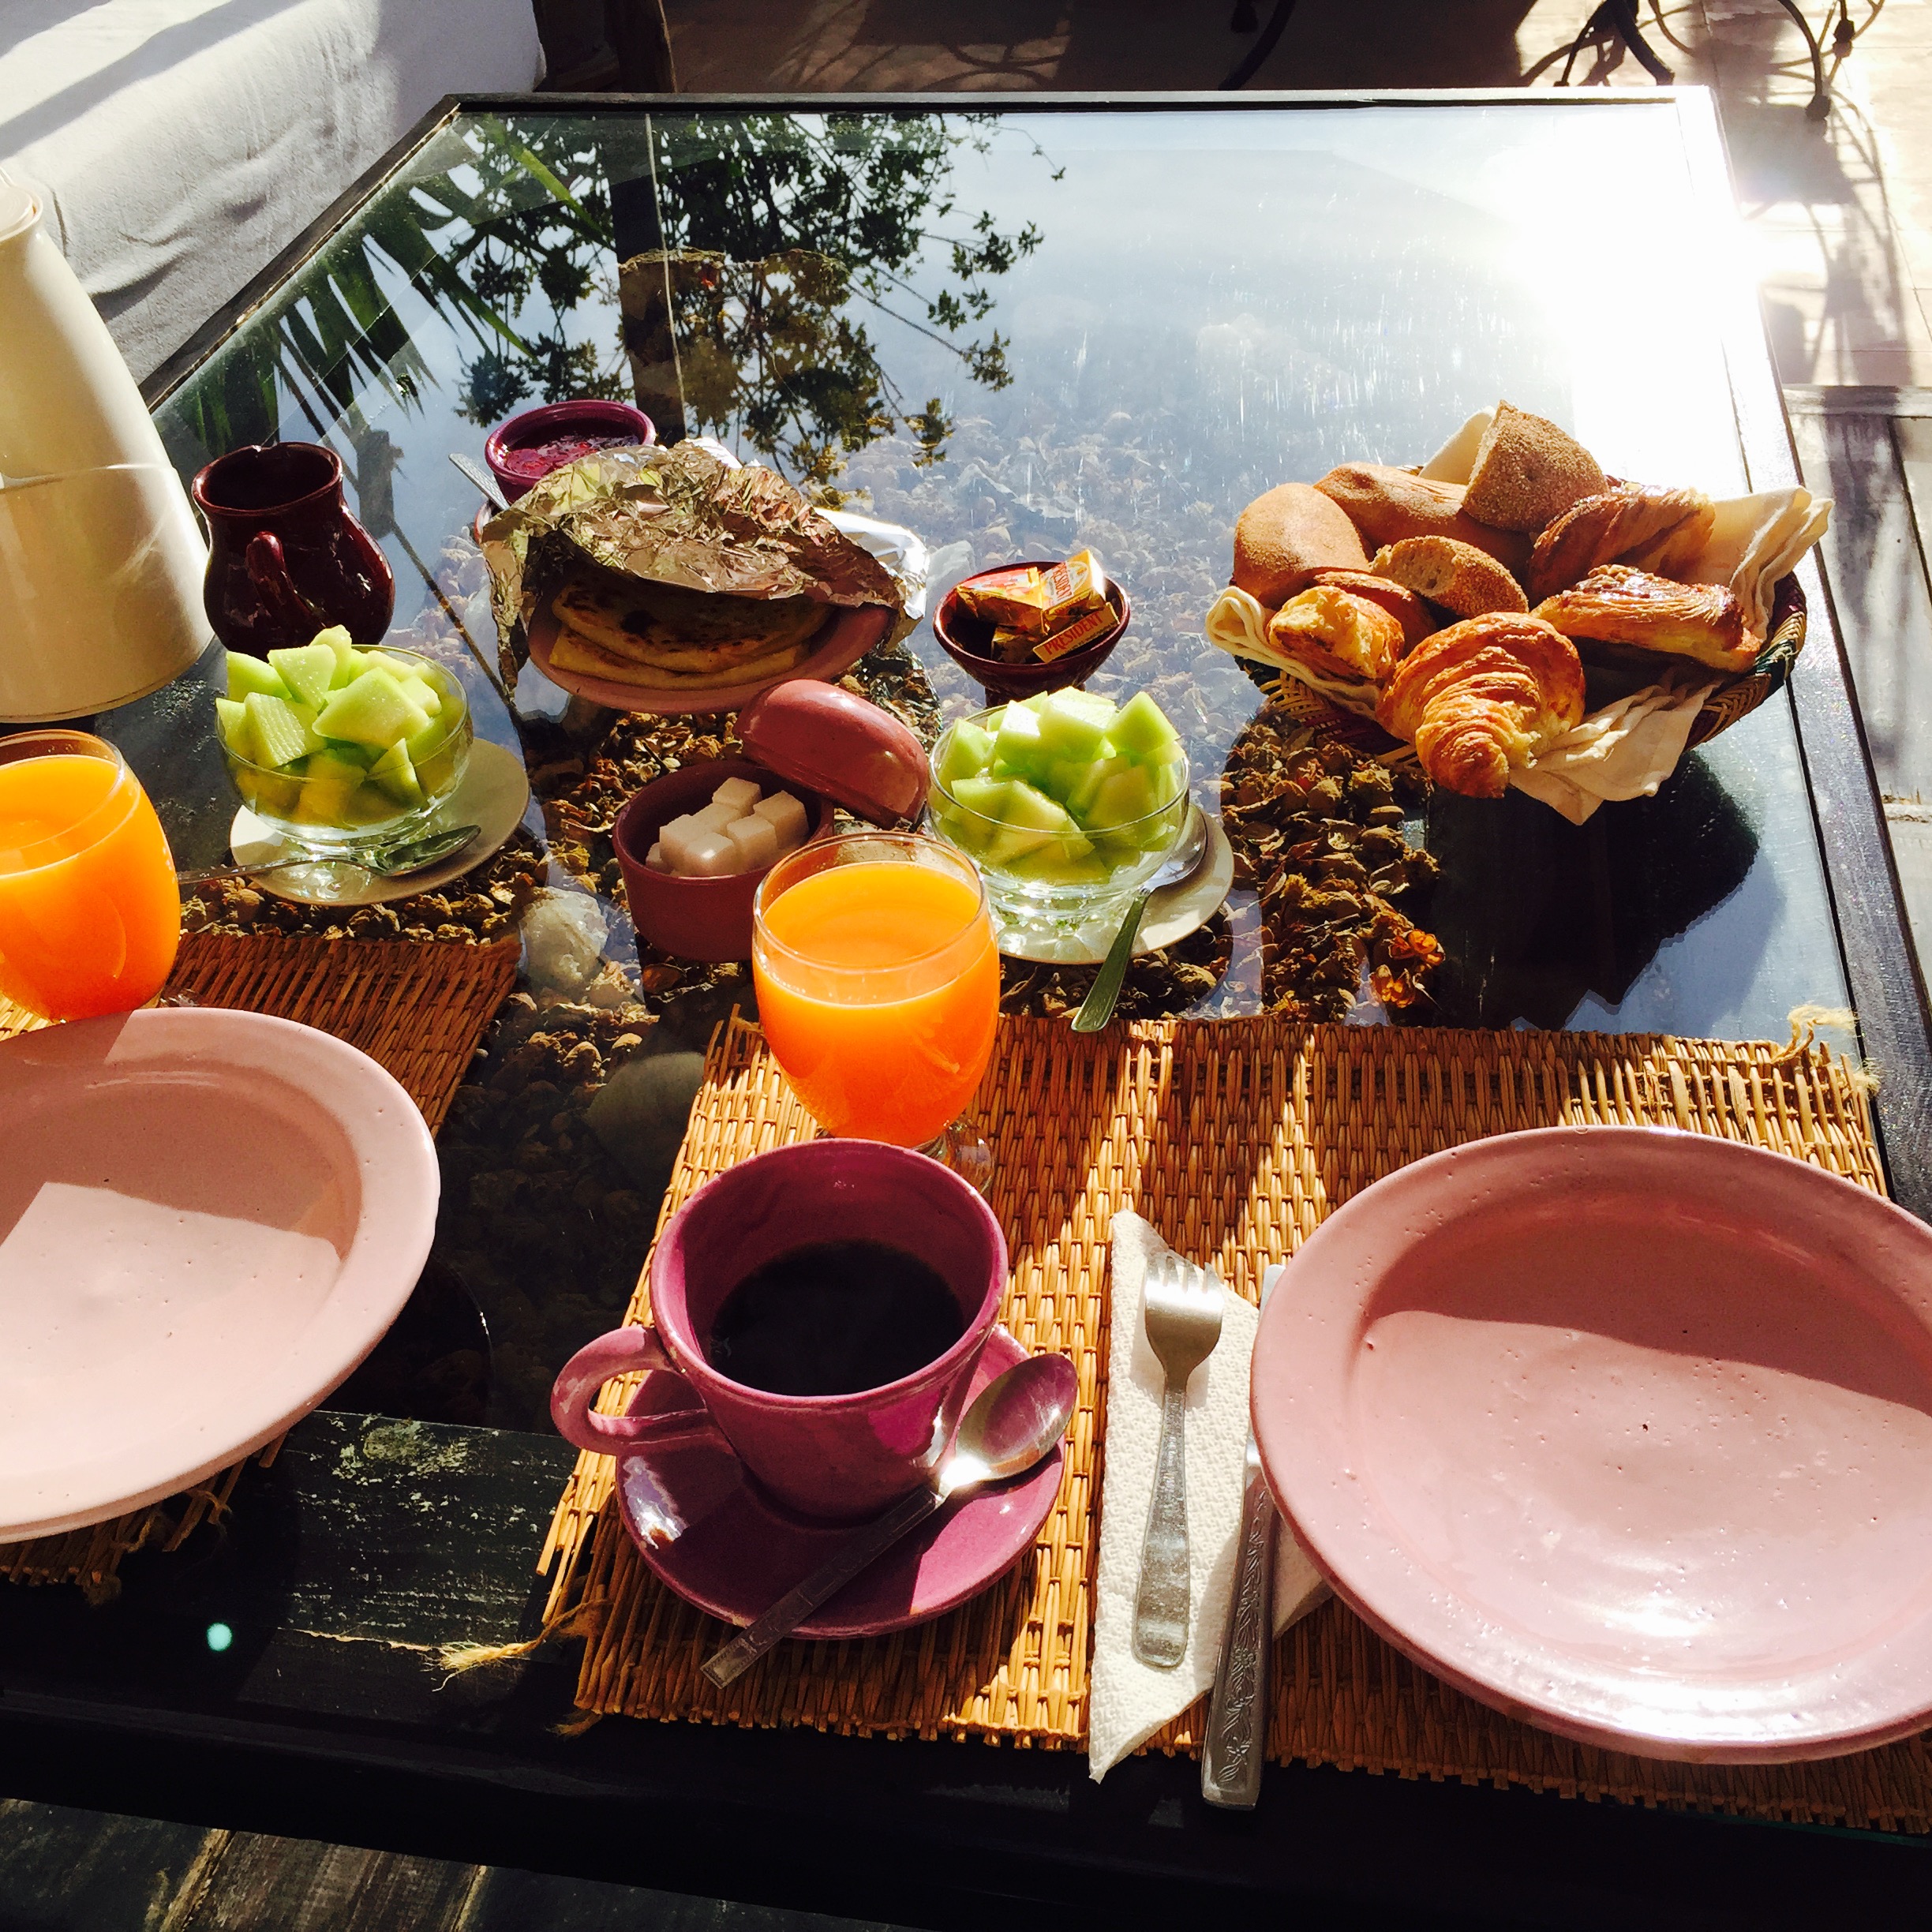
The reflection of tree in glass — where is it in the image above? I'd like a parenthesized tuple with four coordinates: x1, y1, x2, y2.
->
(622, 114, 1044, 497)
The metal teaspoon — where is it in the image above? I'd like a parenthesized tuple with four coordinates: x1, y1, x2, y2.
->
(178, 823, 482, 888)
(1072, 806, 1210, 1033)
(701, 1351, 1080, 1688)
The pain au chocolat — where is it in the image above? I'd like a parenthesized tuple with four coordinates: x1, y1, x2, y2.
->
(1524, 485, 1717, 602)
(1532, 564, 1755, 673)
(1376, 612, 1585, 799)
(1267, 585, 1410, 685)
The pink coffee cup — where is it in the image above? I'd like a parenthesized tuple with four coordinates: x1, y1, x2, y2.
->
(550, 1140, 1007, 1520)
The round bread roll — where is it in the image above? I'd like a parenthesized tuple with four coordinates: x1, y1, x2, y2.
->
(1309, 568, 1434, 650)
(1233, 483, 1369, 605)
(1369, 537, 1528, 619)
(1312, 464, 1530, 574)
(1463, 402, 1606, 535)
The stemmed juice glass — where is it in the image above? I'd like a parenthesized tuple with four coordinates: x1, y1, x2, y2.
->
(0, 730, 181, 1021)
(751, 831, 998, 1189)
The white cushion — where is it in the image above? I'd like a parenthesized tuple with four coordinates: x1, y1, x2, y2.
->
(0, 0, 544, 381)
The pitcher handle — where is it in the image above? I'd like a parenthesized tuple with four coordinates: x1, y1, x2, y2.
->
(243, 530, 319, 637)
(551, 1325, 712, 1455)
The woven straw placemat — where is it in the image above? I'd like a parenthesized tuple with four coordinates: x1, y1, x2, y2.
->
(1, 932, 519, 1596)
(541, 1012, 1932, 1834)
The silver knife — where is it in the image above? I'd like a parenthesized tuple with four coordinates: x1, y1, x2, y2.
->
(1200, 1260, 1284, 1810)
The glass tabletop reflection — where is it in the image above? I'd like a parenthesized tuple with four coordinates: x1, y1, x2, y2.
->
(110, 100, 1848, 1426)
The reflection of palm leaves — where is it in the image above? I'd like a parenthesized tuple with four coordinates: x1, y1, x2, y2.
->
(165, 118, 612, 461)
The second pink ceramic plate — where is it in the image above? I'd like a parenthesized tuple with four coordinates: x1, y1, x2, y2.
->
(0, 1008, 439, 1541)
(1252, 1127, 1932, 1764)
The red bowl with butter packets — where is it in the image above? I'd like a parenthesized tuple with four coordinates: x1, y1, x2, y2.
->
(934, 559, 1131, 702)
(612, 682, 929, 963)
(483, 399, 656, 504)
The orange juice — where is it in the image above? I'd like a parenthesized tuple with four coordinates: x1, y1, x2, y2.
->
(0, 739, 181, 1020)
(754, 855, 999, 1146)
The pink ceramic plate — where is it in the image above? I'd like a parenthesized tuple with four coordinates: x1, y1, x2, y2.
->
(614, 1327, 1063, 1636)
(1252, 1127, 1932, 1764)
(526, 601, 893, 716)
(0, 1008, 439, 1541)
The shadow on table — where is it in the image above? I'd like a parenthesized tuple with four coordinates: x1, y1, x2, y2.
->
(1413, 750, 1758, 1031)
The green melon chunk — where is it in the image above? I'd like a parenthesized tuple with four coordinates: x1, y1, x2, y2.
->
(225, 653, 288, 702)
(368, 743, 425, 808)
(243, 691, 326, 768)
(992, 702, 1046, 774)
(1009, 846, 1109, 886)
(315, 668, 429, 750)
(1035, 689, 1116, 766)
(267, 642, 339, 710)
(1064, 755, 1130, 822)
(1083, 763, 1166, 833)
(214, 697, 253, 761)
(294, 751, 368, 824)
(315, 626, 358, 680)
(947, 775, 1012, 822)
(396, 674, 442, 717)
(1018, 693, 1051, 714)
(1109, 691, 1181, 762)
(938, 720, 996, 788)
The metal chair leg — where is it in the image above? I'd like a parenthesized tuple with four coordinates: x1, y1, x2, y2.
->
(1774, 0, 1833, 118)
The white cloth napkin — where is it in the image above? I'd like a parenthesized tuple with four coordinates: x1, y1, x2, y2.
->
(1511, 670, 1716, 825)
(1088, 1212, 1328, 1781)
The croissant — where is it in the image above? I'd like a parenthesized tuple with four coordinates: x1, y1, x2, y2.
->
(1525, 486, 1716, 601)
(1533, 564, 1754, 672)
(1376, 613, 1585, 799)
(1267, 585, 1408, 685)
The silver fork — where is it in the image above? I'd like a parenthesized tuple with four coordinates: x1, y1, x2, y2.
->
(1133, 1249, 1225, 1668)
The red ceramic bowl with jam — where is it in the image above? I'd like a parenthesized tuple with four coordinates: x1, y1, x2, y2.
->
(933, 560, 1131, 702)
(483, 400, 656, 504)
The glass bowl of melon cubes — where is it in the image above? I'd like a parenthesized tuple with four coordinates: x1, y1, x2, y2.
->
(927, 687, 1189, 933)
(216, 630, 471, 853)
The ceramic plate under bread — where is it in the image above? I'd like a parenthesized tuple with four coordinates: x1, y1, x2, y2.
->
(1252, 1127, 1932, 1764)
(0, 1009, 439, 1541)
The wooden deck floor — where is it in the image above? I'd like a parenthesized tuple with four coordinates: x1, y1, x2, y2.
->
(1788, 386, 1932, 994)
(0, 1795, 910, 1932)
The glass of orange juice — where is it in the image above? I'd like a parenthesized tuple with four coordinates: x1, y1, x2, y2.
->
(752, 831, 998, 1189)
(0, 730, 182, 1022)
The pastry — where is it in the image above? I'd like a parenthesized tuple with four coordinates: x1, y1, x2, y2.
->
(1533, 564, 1754, 672)
(1267, 586, 1408, 686)
(1312, 464, 1530, 573)
(1376, 613, 1585, 799)
(1368, 537, 1528, 618)
(1309, 567, 1434, 649)
(552, 575, 830, 668)
(1525, 485, 1716, 601)
(1462, 402, 1607, 534)
(1233, 483, 1368, 605)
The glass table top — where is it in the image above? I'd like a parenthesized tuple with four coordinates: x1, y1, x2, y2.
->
(111, 100, 1850, 1426)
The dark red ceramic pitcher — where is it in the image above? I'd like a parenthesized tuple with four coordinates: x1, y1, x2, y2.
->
(191, 442, 393, 656)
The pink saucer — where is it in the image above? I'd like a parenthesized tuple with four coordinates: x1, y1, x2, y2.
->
(526, 600, 893, 717)
(1252, 1127, 1932, 1764)
(614, 1327, 1062, 1635)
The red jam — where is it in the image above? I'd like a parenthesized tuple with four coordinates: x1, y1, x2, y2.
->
(497, 432, 635, 482)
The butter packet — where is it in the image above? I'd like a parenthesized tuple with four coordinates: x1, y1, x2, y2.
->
(1032, 601, 1118, 662)
(956, 565, 1045, 629)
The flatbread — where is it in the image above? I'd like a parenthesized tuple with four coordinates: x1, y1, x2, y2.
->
(552, 575, 830, 668)
(548, 623, 814, 691)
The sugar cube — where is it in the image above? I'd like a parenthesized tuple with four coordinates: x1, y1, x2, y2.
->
(692, 799, 739, 832)
(712, 776, 762, 814)
(724, 812, 781, 871)
(659, 815, 740, 877)
(680, 828, 741, 877)
(645, 841, 671, 874)
(751, 789, 809, 850)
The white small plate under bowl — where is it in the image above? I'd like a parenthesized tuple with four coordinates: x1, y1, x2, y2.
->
(228, 738, 531, 908)
(526, 601, 893, 716)
(0, 1008, 440, 1542)
(993, 813, 1234, 964)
